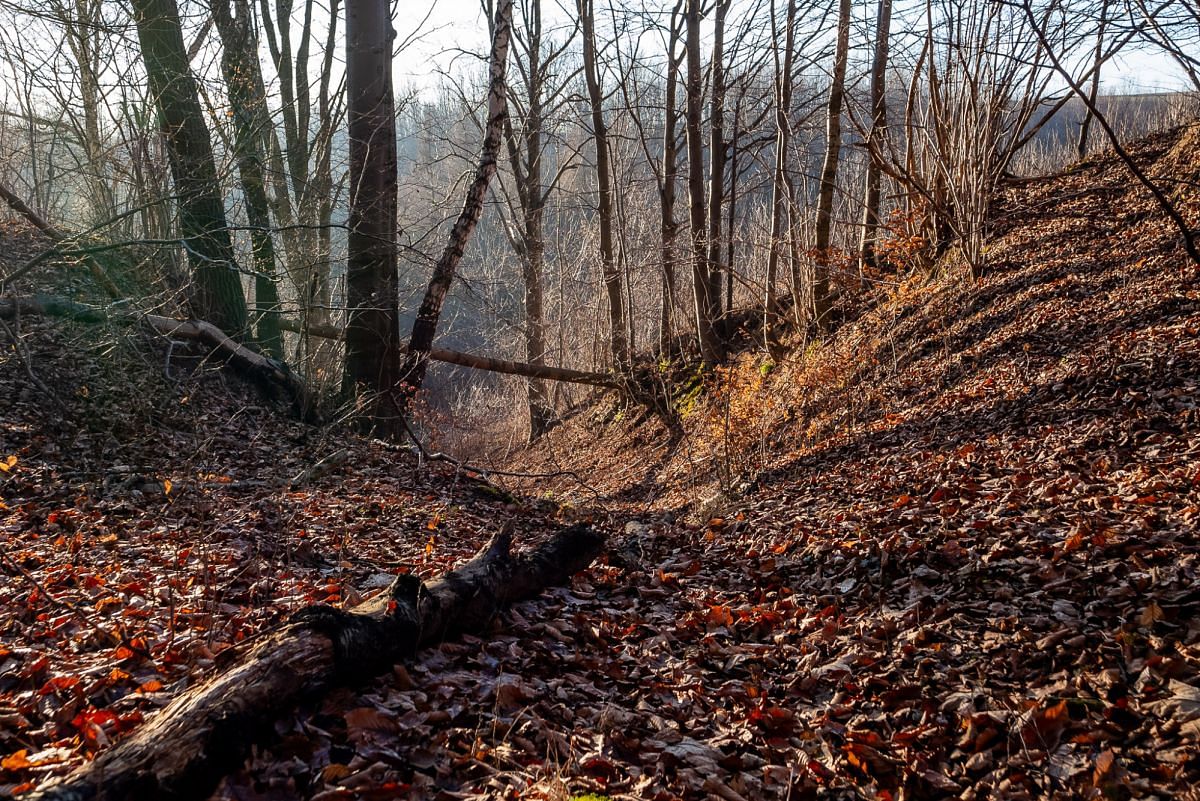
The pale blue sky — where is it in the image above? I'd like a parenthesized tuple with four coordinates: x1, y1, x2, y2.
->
(391, 0, 1194, 97)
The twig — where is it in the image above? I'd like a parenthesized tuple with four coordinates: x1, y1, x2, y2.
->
(1011, 0, 1200, 270)
(396, 416, 609, 505)
(0, 313, 68, 413)
(0, 542, 122, 648)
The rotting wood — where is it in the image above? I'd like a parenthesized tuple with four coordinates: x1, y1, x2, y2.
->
(26, 523, 605, 801)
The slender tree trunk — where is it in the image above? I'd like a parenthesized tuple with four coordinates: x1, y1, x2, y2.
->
(212, 0, 283, 356)
(309, 0, 342, 328)
(499, 0, 566, 440)
(765, 0, 796, 343)
(705, 0, 730, 331)
(130, 0, 248, 335)
(399, 0, 513, 409)
(64, 0, 115, 227)
(579, 0, 627, 369)
(658, 4, 683, 356)
(685, 0, 718, 364)
(343, 0, 402, 435)
(859, 0, 892, 274)
(725, 102, 740, 317)
(1077, 0, 1108, 160)
(516, 0, 551, 439)
(812, 0, 851, 330)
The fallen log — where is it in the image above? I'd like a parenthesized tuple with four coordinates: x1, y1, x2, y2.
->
(275, 316, 623, 389)
(3, 294, 622, 393)
(27, 523, 605, 801)
(0, 295, 310, 414)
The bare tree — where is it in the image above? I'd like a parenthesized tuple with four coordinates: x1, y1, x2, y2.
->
(498, 0, 579, 439)
(579, 0, 628, 369)
(131, 0, 248, 333)
(705, 0, 731, 329)
(811, 0, 849, 329)
(343, 0, 402, 433)
(1124, 0, 1200, 93)
(211, 0, 283, 355)
(764, 0, 796, 341)
(859, 0, 892, 273)
(685, 0, 719, 364)
(613, 0, 685, 356)
(400, 0, 514, 410)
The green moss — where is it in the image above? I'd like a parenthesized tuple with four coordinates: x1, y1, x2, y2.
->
(673, 363, 707, 417)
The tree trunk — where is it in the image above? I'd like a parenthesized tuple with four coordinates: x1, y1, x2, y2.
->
(725, 102, 740, 318)
(579, 0, 627, 370)
(658, 2, 684, 357)
(685, 0, 718, 364)
(212, 0, 283, 357)
(130, 0, 248, 335)
(705, 0, 730, 330)
(765, 0, 796, 343)
(500, 0, 554, 441)
(859, 0, 892, 274)
(343, 0, 403, 435)
(280, 316, 622, 388)
(812, 0, 851, 330)
(26, 525, 605, 801)
(1077, 0, 1108, 160)
(399, 0, 513, 409)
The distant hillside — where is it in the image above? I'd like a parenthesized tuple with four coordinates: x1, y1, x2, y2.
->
(1021, 90, 1197, 170)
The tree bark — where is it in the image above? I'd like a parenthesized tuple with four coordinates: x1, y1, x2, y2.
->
(812, 0, 850, 330)
(579, 0, 628, 370)
(685, 0, 719, 364)
(343, 0, 403, 435)
(500, 0, 555, 440)
(765, 0, 796, 343)
(399, 0, 513, 409)
(130, 0, 249, 335)
(212, 0, 284, 357)
(26, 525, 606, 801)
(705, 0, 730, 330)
(658, 7, 683, 357)
(859, 0, 892, 274)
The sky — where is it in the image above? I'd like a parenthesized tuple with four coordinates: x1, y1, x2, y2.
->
(389, 0, 1195, 98)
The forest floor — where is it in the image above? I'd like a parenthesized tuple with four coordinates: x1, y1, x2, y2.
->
(2, 125, 1199, 801)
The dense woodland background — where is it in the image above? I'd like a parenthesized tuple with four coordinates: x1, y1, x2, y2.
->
(1, 0, 1197, 444)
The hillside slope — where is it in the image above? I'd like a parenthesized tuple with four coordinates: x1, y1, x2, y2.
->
(1, 125, 1197, 800)
(495, 123, 1200, 798)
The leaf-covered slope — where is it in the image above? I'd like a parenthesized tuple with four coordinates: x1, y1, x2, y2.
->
(2, 122, 1198, 801)
(487, 123, 1200, 798)
(0, 307, 582, 797)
